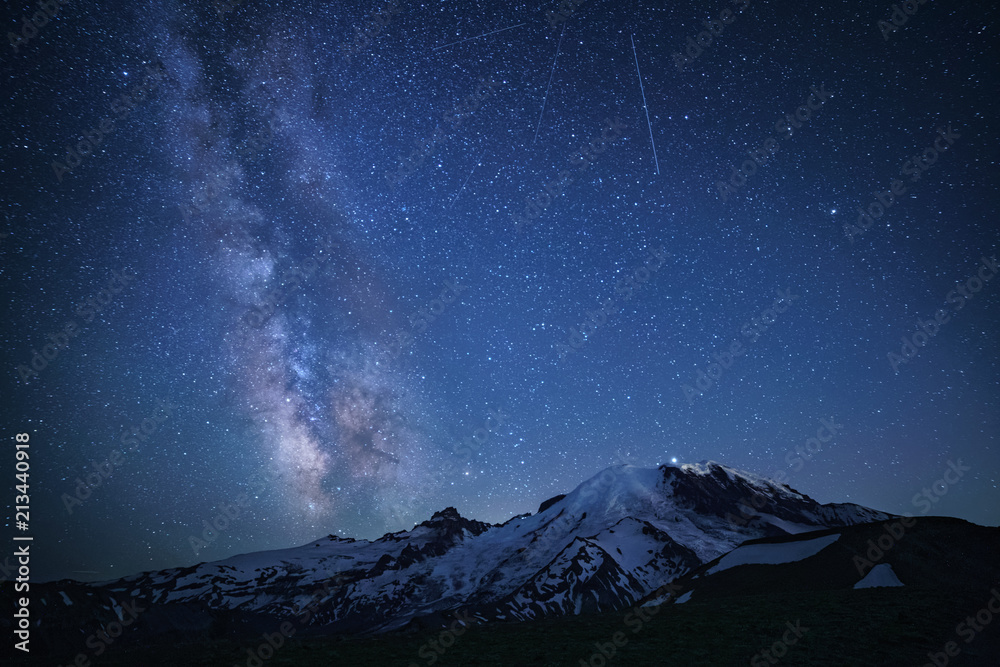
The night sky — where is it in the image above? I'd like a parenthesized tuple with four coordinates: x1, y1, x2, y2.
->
(2, 0, 998, 583)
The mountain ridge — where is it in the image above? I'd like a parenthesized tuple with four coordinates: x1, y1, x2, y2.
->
(1, 460, 900, 659)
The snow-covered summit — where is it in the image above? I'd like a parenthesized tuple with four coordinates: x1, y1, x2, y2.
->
(40, 460, 893, 640)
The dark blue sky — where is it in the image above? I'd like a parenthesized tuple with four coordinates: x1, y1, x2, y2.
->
(1, 0, 998, 583)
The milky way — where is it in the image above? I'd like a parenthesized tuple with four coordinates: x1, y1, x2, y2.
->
(166, 28, 439, 528)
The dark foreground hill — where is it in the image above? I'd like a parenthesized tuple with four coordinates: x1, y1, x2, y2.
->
(78, 517, 1000, 667)
(19, 585, 1000, 666)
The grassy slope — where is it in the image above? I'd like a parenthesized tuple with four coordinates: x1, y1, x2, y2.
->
(60, 587, 999, 667)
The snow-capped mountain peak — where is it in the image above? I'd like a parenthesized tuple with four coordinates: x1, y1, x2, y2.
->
(20, 461, 893, 647)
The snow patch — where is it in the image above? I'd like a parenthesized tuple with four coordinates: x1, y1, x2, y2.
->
(854, 563, 903, 589)
(754, 513, 818, 535)
(110, 597, 124, 621)
(706, 533, 840, 575)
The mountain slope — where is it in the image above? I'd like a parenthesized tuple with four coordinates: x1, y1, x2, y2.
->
(1, 461, 896, 659)
(638, 515, 1000, 606)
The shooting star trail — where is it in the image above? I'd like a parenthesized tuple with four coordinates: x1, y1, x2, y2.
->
(631, 34, 660, 176)
(448, 149, 487, 208)
(433, 23, 527, 51)
(532, 23, 566, 147)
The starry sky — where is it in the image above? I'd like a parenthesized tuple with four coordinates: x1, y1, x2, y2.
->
(1, 0, 998, 583)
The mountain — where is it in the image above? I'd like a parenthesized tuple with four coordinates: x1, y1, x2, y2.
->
(638, 515, 1000, 606)
(1, 461, 895, 661)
